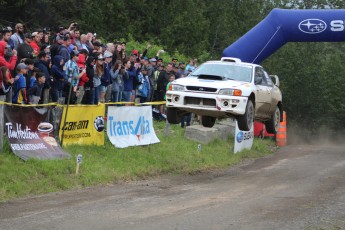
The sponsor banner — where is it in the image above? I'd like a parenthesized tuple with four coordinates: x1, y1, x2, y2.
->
(4, 105, 70, 161)
(234, 120, 254, 153)
(107, 106, 160, 148)
(59, 104, 105, 146)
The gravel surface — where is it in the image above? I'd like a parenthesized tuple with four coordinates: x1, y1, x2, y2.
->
(1, 144, 345, 230)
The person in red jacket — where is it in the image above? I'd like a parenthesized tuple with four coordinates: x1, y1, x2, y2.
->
(76, 53, 89, 104)
(30, 32, 40, 58)
(0, 41, 17, 71)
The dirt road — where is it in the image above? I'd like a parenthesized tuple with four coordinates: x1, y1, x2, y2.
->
(1, 144, 345, 230)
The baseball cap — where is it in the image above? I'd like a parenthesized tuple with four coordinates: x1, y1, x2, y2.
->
(16, 63, 29, 72)
(15, 23, 24, 29)
(31, 32, 39, 37)
(179, 62, 185, 65)
(132, 49, 139, 55)
(149, 58, 157, 62)
(104, 50, 113, 58)
(97, 54, 105, 60)
(143, 57, 148, 61)
(24, 33, 32, 39)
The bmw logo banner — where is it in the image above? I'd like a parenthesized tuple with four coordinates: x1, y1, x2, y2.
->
(234, 120, 254, 154)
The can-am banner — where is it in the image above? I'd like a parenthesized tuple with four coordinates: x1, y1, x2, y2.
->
(59, 104, 105, 146)
(107, 106, 160, 148)
(4, 105, 70, 161)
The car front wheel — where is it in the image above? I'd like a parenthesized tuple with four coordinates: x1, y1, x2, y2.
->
(265, 106, 280, 134)
(167, 107, 182, 124)
(237, 100, 254, 131)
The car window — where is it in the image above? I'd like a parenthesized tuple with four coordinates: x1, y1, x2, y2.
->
(189, 63, 253, 82)
(254, 67, 268, 86)
(263, 71, 274, 87)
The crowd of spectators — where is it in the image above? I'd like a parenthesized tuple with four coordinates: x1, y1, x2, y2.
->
(0, 22, 198, 114)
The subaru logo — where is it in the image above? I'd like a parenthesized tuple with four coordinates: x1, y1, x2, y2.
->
(299, 19, 327, 34)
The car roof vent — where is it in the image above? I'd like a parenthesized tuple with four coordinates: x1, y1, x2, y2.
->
(221, 57, 242, 63)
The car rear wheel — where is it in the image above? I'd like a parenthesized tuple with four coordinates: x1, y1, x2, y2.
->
(265, 106, 280, 134)
(201, 116, 216, 128)
(237, 100, 254, 131)
(167, 107, 182, 124)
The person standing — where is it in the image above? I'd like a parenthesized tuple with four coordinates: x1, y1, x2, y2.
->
(92, 54, 104, 104)
(12, 63, 29, 104)
(17, 33, 34, 62)
(110, 60, 127, 103)
(30, 32, 41, 58)
(27, 72, 45, 104)
(10, 23, 24, 50)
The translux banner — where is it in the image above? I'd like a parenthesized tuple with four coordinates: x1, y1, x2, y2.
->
(107, 106, 160, 148)
(59, 104, 105, 146)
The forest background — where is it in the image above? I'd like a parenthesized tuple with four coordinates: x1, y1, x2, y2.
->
(0, 0, 344, 139)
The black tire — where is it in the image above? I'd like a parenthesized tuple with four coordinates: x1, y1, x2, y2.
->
(167, 107, 182, 124)
(201, 116, 216, 128)
(237, 100, 254, 131)
(265, 106, 280, 134)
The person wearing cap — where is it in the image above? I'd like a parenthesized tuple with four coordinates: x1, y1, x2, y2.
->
(178, 62, 188, 78)
(65, 50, 86, 103)
(35, 51, 51, 103)
(50, 35, 63, 60)
(10, 23, 24, 50)
(17, 33, 33, 63)
(27, 72, 45, 104)
(0, 40, 17, 71)
(51, 55, 67, 102)
(172, 58, 178, 66)
(30, 32, 41, 57)
(59, 36, 72, 63)
(1, 26, 15, 61)
(12, 63, 29, 104)
(149, 58, 157, 70)
(75, 52, 89, 104)
(136, 67, 150, 103)
(101, 50, 113, 103)
(92, 54, 104, 104)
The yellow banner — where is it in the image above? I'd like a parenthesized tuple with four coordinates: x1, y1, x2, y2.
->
(59, 104, 105, 146)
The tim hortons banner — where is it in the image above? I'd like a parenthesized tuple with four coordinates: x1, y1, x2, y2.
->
(4, 105, 70, 161)
(107, 106, 160, 148)
(59, 104, 105, 146)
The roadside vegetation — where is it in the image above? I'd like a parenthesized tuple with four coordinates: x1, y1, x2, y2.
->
(0, 121, 276, 202)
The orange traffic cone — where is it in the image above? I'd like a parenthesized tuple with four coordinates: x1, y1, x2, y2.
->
(276, 111, 287, 147)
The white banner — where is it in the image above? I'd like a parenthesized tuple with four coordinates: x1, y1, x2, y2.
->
(107, 106, 160, 148)
(234, 120, 254, 153)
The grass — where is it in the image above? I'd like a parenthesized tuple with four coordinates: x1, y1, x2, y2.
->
(0, 121, 276, 202)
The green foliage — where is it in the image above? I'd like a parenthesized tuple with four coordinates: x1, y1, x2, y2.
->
(0, 122, 275, 202)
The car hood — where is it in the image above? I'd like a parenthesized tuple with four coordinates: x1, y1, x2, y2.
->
(174, 77, 251, 89)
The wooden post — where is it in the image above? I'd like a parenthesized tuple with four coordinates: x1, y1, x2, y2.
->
(0, 96, 6, 153)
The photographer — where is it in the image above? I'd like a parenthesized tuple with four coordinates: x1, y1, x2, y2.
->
(110, 60, 127, 103)
(76, 52, 89, 104)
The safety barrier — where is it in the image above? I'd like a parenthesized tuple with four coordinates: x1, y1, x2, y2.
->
(276, 111, 287, 147)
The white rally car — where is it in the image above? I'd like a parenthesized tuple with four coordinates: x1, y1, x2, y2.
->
(166, 57, 283, 133)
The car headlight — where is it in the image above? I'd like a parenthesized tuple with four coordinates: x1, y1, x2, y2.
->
(169, 84, 185, 91)
(218, 89, 242, 96)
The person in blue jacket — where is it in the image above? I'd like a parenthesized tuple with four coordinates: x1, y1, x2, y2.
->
(51, 55, 67, 102)
(123, 59, 136, 102)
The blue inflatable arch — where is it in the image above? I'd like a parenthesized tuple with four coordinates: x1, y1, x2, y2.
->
(222, 8, 345, 64)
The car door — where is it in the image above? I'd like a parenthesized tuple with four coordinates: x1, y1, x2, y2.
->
(254, 67, 272, 116)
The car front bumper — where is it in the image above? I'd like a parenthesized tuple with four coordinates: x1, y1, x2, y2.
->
(166, 91, 248, 117)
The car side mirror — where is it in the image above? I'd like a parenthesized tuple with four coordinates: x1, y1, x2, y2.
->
(255, 77, 262, 85)
(270, 75, 280, 87)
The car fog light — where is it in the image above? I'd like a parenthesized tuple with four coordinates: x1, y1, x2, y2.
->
(223, 101, 229, 106)
(174, 96, 179, 102)
(232, 99, 240, 103)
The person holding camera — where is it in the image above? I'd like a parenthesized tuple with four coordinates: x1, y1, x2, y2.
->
(110, 60, 128, 103)
(76, 52, 89, 104)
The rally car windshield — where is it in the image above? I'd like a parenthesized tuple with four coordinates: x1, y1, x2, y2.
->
(189, 63, 253, 82)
